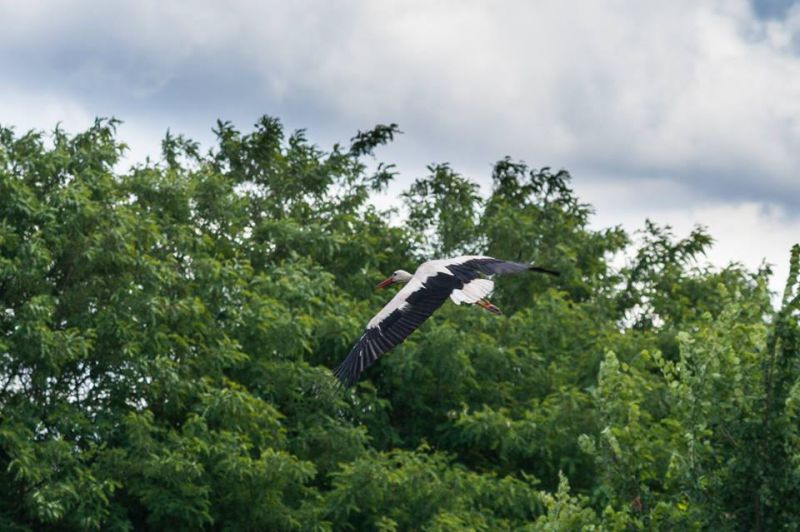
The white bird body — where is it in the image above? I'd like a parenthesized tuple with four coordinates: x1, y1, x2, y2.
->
(450, 278, 495, 305)
(367, 257, 496, 328)
(334, 255, 558, 386)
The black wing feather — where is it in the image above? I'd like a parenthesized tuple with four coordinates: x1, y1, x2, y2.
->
(451, 258, 559, 277)
(334, 273, 459, 387)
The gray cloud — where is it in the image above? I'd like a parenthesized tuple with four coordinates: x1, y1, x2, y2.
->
(1, 0, 800, 213)
(752, 0, 798, 19)
(3, 0, 800, 294)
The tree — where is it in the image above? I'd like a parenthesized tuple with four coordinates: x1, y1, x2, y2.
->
(0, 117, 797, 530)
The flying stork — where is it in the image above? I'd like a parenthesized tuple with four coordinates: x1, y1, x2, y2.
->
(333, 256, 558, 387)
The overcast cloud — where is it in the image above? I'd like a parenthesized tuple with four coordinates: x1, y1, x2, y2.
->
(1, 0, 799, 292)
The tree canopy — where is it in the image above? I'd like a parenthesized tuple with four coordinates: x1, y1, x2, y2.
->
(0, 117, 798, 530)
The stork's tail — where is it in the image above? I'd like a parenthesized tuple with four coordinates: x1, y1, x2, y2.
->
(529, 265, 560, 276)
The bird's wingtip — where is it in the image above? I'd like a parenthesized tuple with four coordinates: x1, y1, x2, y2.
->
(333, 352, 360, 388)
(332, 365, 354, 388)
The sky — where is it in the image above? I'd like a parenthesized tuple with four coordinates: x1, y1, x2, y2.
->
(1, 0, 799, 295)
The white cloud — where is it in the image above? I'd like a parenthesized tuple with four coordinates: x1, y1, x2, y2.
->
(3, 1, 799, 203)
(578, 177, 798, 295)
(0, 87, 92, 134)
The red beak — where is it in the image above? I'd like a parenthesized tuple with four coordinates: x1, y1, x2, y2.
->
(376, 277, 395, 289)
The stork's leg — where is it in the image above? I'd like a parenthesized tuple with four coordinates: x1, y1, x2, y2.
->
(476, 298, 502, 315)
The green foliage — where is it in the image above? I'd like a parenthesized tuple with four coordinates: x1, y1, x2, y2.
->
(324, 445, 542, 531)
(404, 163, 483, 256)
(0, 117, 798, 530)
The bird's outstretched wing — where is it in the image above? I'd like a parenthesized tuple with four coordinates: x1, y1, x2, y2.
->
(446, 256, 559, 305)
(334, 256, 558, 387)
(334, 273, 458, 387)
(445, 256, 559, 279)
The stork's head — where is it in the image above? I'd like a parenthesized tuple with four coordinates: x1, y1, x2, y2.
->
(376, 269, 413, 289)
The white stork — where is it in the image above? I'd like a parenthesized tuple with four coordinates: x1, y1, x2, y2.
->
(334, 256, 558, 386)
